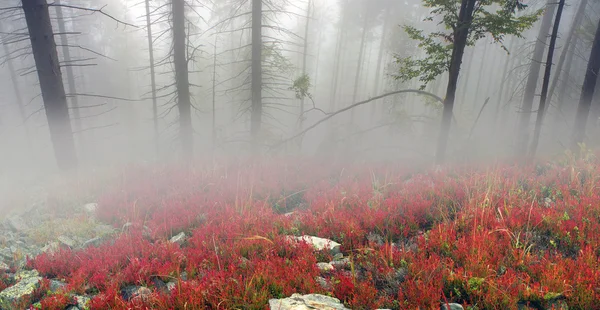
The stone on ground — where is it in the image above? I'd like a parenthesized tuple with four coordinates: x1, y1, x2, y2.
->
(286, 235, 341, 254)
(269, 293, 349, 310)
(0, 271, 41, 309)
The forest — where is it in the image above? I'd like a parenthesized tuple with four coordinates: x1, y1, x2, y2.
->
(0, 0, 599, 309)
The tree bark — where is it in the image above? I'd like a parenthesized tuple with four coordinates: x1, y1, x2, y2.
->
(250, 0, 263, 146)
(299, 0, 311, 131)
(493, 37, 515, 134)
(350, 8, 370, 122)
(435, 0, 477, 164)
(54, 0, 81, 137)
(172, 0, 193, 157)
(552, 35, 578, 130)
(23, 0, 77, 171)
(515, 0, 557, 157)
(548, 0, 587, 103)
(145, 0, 159, 157)
(529, 0, 565, 158)
(212, 35, 218, 153)
(572, 18, 600, 147)
(0, 23, 30, 145)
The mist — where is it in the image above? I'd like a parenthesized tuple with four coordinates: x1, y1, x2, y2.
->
(0, 0, 599, 308)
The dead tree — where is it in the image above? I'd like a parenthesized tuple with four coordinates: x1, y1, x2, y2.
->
(572, 18, 600, 147)
(22, 0, 77, 171)
(172, 0, 193, 157)
(529, 0, 565, 158)
(145, 0, 159, 157)
(515, 1, 556, 157)
(250, 0, 263, 146)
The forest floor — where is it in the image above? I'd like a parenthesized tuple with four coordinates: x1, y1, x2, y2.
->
(1, 154, 600, 309)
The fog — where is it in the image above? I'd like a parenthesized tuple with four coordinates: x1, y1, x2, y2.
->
(0, 0, 598, 200)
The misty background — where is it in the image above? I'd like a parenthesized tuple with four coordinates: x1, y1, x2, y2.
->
(0, 0, 599, 201)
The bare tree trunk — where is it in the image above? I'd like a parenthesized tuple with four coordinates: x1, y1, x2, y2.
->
(250, 0, 263, 146)
(572, 18, 600, 147)
(212, 36, 218, 153)
(548, 0, 587, 103)
(473, 40, 489, 107)
(370, 8, 391, 122)
(350, 8, 370, 122)
(553, 35, 578, 130)
(516, 1, 557, 157)
(529, 0, 565, 158)
(436, 0, 477, 164)
(0, 24, 30, 145)
(22, 0, 77, 171)
(328, 1, 347, 130)
(299, 0, 311, 131)
(172, 0, 193, 157)
(54, 0, 81, 137)
(493, 37, 515, 135)
(145, 0, 159, 157)
(459, 47, 475, 113)
(313, 27, 323, 97)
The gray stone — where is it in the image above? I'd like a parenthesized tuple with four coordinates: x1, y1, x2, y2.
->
(166, 281, 176, 292)
(0, 275, 41, 309)
(0, 261, 9, 272)
(49, 280, 66, 292)
(41, 241, 59, 254)
(83, 203, 97, 214)
(316, 262, 334, 273)
(82, 236, 105, 249)
(15, 269, 39, 281)
(5, 216, 28, 232)
(121, 285, 152, 301)
(440, 303, 464, 310)
(58, 235, 77, 248)
(315, 277, 331, 290)
(286, 235, 341, 254)
(65, 305, 79, 310)
(0, 248, 11, 261)
(269, 293, 350, 310)
(170, 232, 186, 245)
(330, 258, 350, 270)
(75, 295, 91, 309)
(367, 232, 384, 245)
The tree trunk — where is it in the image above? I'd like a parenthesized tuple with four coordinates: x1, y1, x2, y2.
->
(313, 27, 323, 98)
(145, 0, 159, 157)
(493, 37, 515, 134)
(54, 0, 81, 137)
(350, 8, 370, 122)
(299, 0, 311, 131)
(473, 40, 489, 107)
(515, 0, 557, 157)
(212, 35, 218, 153)
(328, 1, 347, 129)
(548, 0, 587, 103)
(22, 0, 77, 171)
(459, 47, 475, 114)
(435, 0, 477, 164)
(552, 35, 578, 130)
(0, 23, 30, 145)
(529, 0, 565, 158)
(172, 0, 193, 157)
(250, 0, 263, 146)
(370, 8, 391, 122)
(572, 18, 600, 147)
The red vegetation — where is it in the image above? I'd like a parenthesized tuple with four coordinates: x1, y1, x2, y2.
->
(28, 158, 600, 309)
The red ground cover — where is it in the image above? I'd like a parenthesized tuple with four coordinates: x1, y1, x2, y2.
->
(27, 158, 600, 309)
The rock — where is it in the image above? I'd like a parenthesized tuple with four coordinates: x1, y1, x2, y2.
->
(317, 262, 334, 273)
(82, 236, 105, 249)
(286, 235, 341, 254)
(122, 222, 133, 231)
(544, 197, 553, 208)
(15, 269, 39, 281)
(83, 203, 97, 214)
(166, 282, 176, 292)
(0, 274, 41, 309)
(315, 277, 331, 290)
(269, 293, 350, 310)
(41, 241, 59, 254)
(94, 224, 115, 236)
(0, 248, 11, 261)
(0, 261, 9, 272)
(75, 295, 91, 309)
(5, 216, 28, 232)
(440, 303, 464, 310)
(121, 285, 152, 301)
(57, 235, 77, 248)
(49, 280, 66, 293)
(170, 232, 186, 245)
(65, 305, 79, 310)
(180, 271, 188, 281)
(330, 258, 350, 270)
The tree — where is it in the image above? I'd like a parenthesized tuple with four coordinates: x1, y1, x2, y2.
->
(528, 0, 565, 158)
(145, 0, 159, 157)
(22, 0, 78, 171)
(250, 0, 262, 147)
(396, 0, 540, 164)
(572, 17, 600, 147)
(515, 0, 557, 157)
(172, 0, 193, 158)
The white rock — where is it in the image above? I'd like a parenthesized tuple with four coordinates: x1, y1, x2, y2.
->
(170, 232, 187, 245)
(286, 235, 341, 254)
(269, 293, 349, 310)
(83, 203, 98, 214)
(316, 262, 334, 272)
